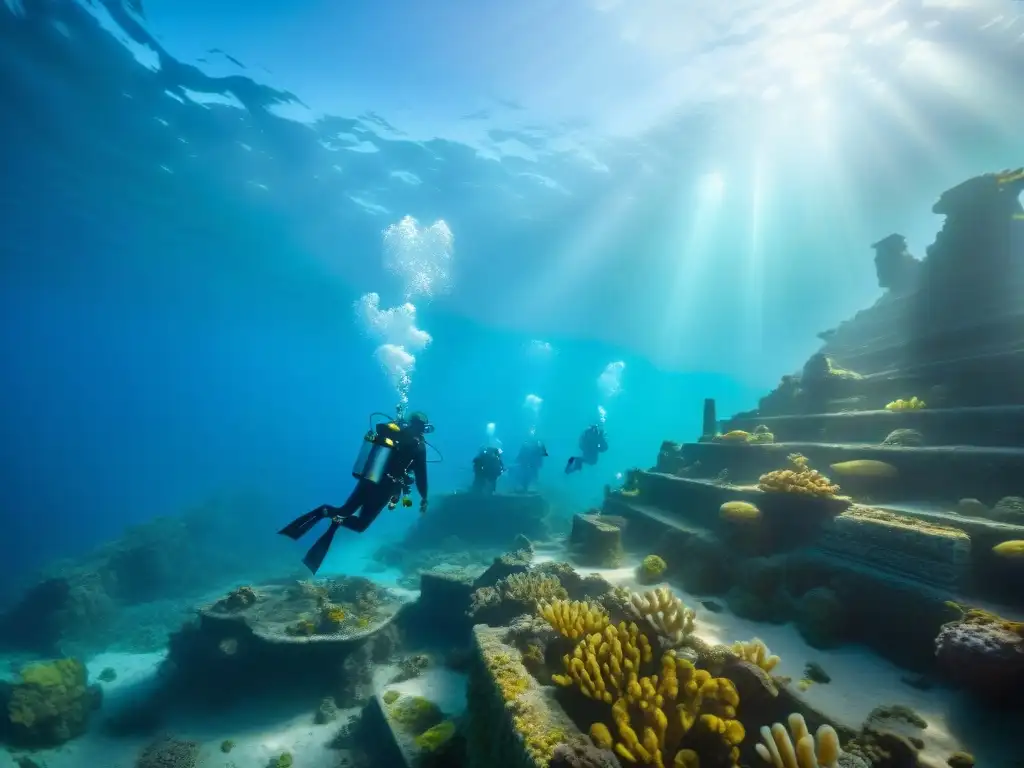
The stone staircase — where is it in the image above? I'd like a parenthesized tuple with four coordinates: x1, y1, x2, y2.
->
(599, 170, 1024, 670)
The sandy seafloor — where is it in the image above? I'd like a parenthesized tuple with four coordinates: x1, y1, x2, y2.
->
(0, 549, 1015, 768)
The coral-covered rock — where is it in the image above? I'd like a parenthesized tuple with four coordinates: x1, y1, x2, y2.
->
(469, 572, 567, 627)
(934, 608, 1024, 699)
(568, 514, 623, 567)
(0, 658, 97, 747)
(532, 562, 612, 602)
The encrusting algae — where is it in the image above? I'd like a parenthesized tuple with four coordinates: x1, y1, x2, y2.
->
(885, 397, 926, 411)
(539, 596, 745, 767)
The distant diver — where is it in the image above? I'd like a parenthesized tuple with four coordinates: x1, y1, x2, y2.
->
(514, 438, 548, 492)
(278, 410, 432, 574)
(471, 445, 506, 494)
(565, 424, 608, 474)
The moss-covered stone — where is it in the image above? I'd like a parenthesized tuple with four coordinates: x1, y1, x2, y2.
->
(3, 658, 94, 747)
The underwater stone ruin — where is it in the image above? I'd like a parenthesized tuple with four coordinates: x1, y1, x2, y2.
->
(605, 168, 1024, 672)
(3, 168, 1023, 768)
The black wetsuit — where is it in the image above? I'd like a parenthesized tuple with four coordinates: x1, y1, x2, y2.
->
(333, 422, 428, 532)
(565, 426, 608, 473)
(515, 440, 548, 491)
(471, 447, 505, 494)
(279, 421, 428, 573)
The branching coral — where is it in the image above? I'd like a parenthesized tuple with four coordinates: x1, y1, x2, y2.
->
(587, 650, 743, 767)
(748, 425, 776, 444)
(758, 454, 839, 498)
(538, 599, 610, 640)
(503, 572, 568, 604)
(541, 598, 742, 767)
(551, 620, 653, 702)
(731, 639, 780, 673)
(628, 588, 696, 648)
(755, 713, 841, 768)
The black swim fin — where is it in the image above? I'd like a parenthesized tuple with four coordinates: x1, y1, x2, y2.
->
(565, 457, 579, 474)
(302, 519, 340, 575)
(278, 508, 327, 541)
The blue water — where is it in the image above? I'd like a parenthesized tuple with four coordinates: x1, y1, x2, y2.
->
(1, 0, 1022, 590)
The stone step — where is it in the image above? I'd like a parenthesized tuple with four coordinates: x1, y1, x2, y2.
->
(813, 507, 971, 590)
(822, 307, 1024, 376)
(870, 501, 1024, 607)
(856, 347, 1024, 408)
(723, 405, 1024, 447)
(606, 484, 1024, 613)
(657, 442, 1024, 503)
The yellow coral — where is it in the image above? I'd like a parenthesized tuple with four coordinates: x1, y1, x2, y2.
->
(713, 431, 751, 443)
(758, 454, 839, 498)
(992, 540, 1024, 558)
(550, 620, 653, 703)
(605, 654, 743, 767)
(638, 555, 668, 584)
(731, 639, 780, 673)
(885, 397, 926, 411)
(720, 501, 762, 522)
(544, 597, 742, 768)
(320, 605, 346, 630)
(828, 460, 898, 479)
(538, 599, 610, 640)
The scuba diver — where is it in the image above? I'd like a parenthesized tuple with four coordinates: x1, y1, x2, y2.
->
(471, 445, 506, 494)
(565, 424, 608, 474)
(278, 411, 432, 574)
(513, 438, 548, 492)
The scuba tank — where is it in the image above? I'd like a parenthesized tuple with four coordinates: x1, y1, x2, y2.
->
(352, 421, 402, 483)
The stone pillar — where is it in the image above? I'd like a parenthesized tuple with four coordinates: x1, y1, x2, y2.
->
(702, 398, 717, 438)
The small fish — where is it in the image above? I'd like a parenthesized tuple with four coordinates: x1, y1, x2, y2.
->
(700, 600, 724, 613)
